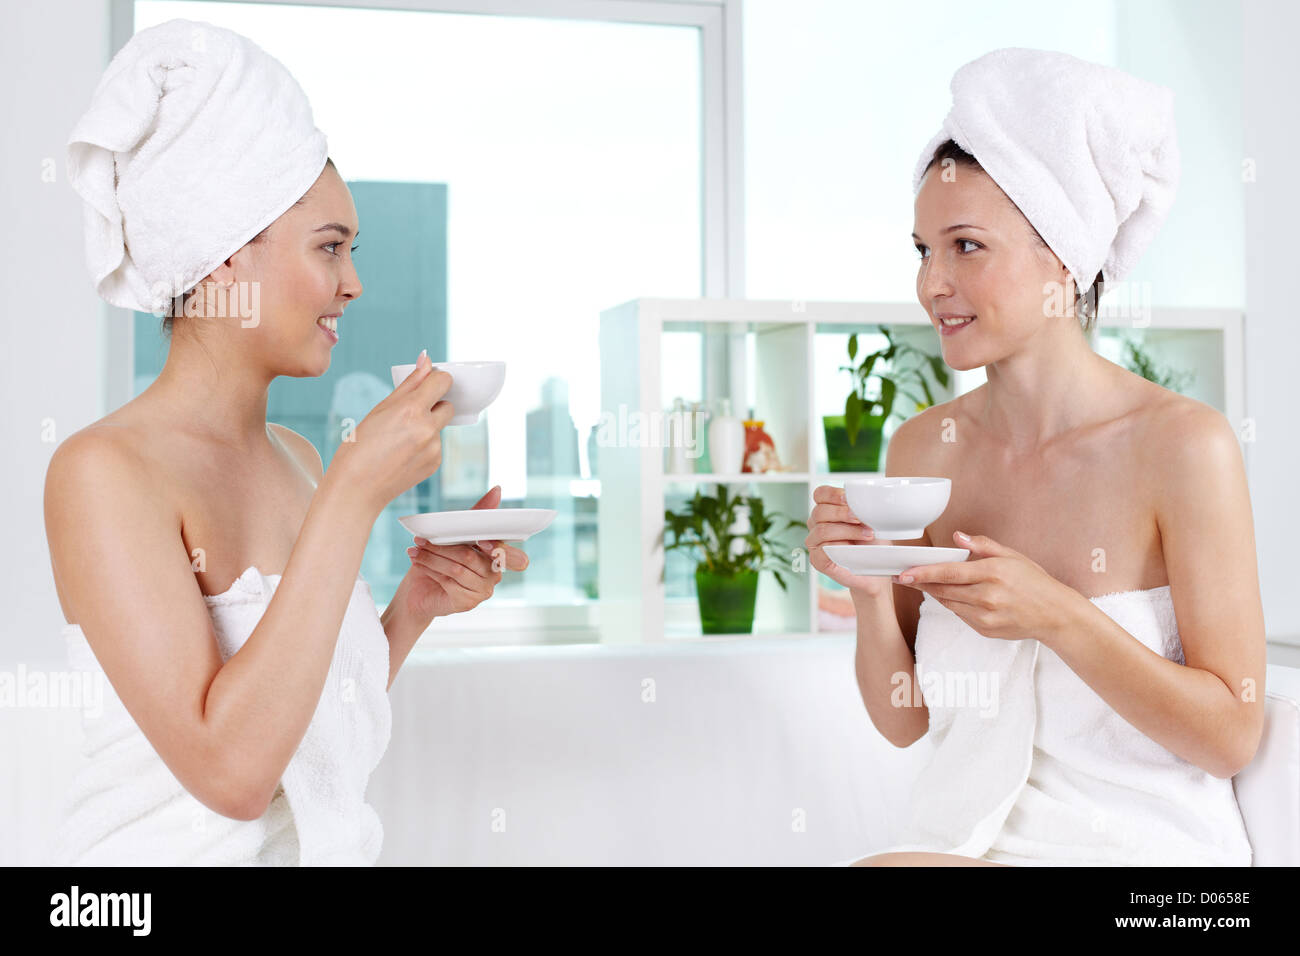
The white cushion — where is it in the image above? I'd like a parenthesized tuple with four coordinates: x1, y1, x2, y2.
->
(6, 648, 1297, 866)
(1233, 664, 1300, 865)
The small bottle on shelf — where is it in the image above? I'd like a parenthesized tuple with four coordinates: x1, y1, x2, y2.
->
(690, 401, 711, 473)
(665, 397, 690, 474)
(708, 397, 744, 476)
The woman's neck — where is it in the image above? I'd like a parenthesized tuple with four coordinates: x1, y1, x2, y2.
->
(148, 332, 275, 452)
(977, 325, 1116, 454)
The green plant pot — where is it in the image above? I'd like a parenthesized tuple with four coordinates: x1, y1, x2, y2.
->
(694, 567, 759, 635)
(823, 415, 885, 472)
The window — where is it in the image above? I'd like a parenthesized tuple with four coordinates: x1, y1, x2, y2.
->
(130, 0, 711, 624)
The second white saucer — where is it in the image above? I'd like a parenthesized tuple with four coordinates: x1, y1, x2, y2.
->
(823, 545, 970, 577)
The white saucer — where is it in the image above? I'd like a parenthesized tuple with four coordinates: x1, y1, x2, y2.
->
(823, 545, 970, 577)
(398, 508, 557, 545)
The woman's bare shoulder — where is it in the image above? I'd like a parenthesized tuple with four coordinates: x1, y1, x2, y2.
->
(47, 408, 185, 531)
(1120, 381, 1244, 515)
(48, 416, 150, 481)
(889, 388, 979, 462)
(47, 398, 193, 532)
(1132, 380, 1232, 446)
(49, 400, 180, 481)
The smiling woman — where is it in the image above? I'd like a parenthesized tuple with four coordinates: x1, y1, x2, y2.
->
(47, 16, 521, 866)
(814, 47, 1265, 868)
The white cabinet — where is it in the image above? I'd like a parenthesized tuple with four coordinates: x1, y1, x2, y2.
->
(597, 297, 1245, 643)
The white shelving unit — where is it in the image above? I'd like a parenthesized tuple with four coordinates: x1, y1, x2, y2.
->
(597, 297, 1246, 643)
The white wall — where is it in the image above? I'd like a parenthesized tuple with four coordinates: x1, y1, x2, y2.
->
(0, 0, 112, 669)
(1114, 0, 1245, 309)
(1242, 0, 1300, 648)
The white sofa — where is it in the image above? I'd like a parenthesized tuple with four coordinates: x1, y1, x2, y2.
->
(4, 638, 1298, 866)
(368, 639, 1300, 865)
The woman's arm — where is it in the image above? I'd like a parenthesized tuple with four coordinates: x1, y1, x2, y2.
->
(380, 583, 425, 690)
(852, 586, 931, 747)
(274, 423, 414, 688)
(46, 427, 381, 821)
(1043, 407, 1267, 779)
(842, 410, 933, 747)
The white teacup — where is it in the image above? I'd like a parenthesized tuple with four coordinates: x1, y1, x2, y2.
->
(391, 360, 506, 426)
(844, 477, 951, 539)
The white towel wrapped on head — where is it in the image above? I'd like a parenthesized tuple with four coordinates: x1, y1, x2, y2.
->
(66, 17, 329, 315)
(912, 47, 1181, 297)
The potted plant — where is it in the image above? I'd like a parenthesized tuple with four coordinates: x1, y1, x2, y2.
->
(1121, 336, 1195, 393)
(824, 326, 949, 472)
(663, 485, 806, 635)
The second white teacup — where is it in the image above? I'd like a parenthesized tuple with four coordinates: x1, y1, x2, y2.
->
(844, 477, 951, 539)
(391, 360, 506, 426)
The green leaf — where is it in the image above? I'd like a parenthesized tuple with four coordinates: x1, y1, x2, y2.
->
(879, 377, 896, 421)
(845, 391, 865, 446)
(848, 333, 858, 363)
(916, 376, 935, 408)
(856, 353, 879, 393)
(927, 353, 950, 389)
(898, 388, 927, 409)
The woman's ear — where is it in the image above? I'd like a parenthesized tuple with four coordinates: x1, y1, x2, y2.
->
(1053, 261, 1078, 318)
(202, 261, 238, 289)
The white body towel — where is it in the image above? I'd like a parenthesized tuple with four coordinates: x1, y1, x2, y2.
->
(843, 586, 1252, 866)
(49, 566, 392, 866)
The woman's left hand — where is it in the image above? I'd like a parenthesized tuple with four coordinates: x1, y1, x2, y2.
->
(398, 485, 530, 623)
(894, 531, 1078, 642)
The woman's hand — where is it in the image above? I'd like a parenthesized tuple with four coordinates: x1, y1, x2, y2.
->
(327, 350, 456, 520)
(895, 531, 1078, 642)
(397, 485, 530, 623)
(805, 485, 890, 598)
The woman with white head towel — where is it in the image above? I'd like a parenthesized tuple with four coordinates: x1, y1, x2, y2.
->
(806, 47, 1265, 867)
(46, 18, 527, 866)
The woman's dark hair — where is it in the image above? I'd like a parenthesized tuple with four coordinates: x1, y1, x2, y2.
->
(162, 156, 338, 336)
(921, 139, 1102, 334)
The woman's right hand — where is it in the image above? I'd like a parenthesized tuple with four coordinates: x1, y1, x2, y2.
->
(328, 351, 456, 518)
(806, 485, 890, 599)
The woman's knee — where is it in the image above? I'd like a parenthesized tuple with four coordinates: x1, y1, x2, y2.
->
(851, 851, 1006, 867)
(851, 852, 912, 866)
